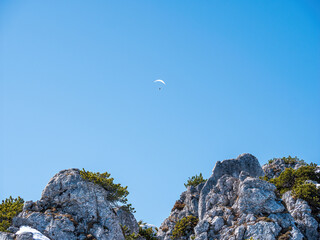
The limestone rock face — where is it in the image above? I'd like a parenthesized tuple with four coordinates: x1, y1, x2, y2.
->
(282, 191, 319, 240)
(157, 183, 204, 240)
(195, 174, 298, 240)
(233, 177, 285, 215)
(199, 153, 264, 219)
(116, 207, 139, 235)
(8, 169, 138, 240)
(157, 154, 317, 240)
(2, 154, 319, 240)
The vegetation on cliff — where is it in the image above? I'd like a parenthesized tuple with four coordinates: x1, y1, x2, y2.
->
(0, 196, 24, 232)
(80, 168, 135, 213)
(171, 215, 198, 239)
(266, 162, 320, 211)
(268, 156, 306, 165)
(121, 223, 157, 240)
(184, 173, 206, 188)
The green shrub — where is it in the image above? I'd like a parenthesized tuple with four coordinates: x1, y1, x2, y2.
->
(121, 225, 137, 240)
(292, 183, 320, 209)
(267, 164, 320, 211)
(269, 165, 319, 195)
(184, 173, 206, 188)
(171, 215, 198, 239)
(138, 226, 157, 240)
(259, 176, 269, 181)
(268, 159, 275, 164)
(294, 165, 320, 183)
(281, 156, 306, 165)
(80, 169, 135, 213)
(121, 224, 157, 240)
(267, 156, 306, 166)
(0, 196, 24, 232)
(269, 168, 296, 194)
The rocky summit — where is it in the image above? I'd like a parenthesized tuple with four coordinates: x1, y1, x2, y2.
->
(1, 154, 320, 240)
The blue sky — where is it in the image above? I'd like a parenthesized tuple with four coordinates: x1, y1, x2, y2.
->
(1, 0, 319, 226)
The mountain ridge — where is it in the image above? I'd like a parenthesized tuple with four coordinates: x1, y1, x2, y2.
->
(1, 154, 319, 240)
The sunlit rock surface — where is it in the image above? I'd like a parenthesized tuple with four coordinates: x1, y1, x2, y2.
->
(1, 154, 319, 240)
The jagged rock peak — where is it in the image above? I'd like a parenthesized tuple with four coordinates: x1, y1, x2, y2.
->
(211, 153, 264, 180)
(199, 153, 264, 219)
(158, 154, 319, 240)
(4, 168, 139, 240)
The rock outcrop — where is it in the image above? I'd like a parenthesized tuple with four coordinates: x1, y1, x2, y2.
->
(282, 191, 319, 240)
(262, 158, 304, 179)
(1, 169, 139, 240)
(1, 154, 319, 240)
(199, 153, 265, 220)
(157, 154, 319, 240)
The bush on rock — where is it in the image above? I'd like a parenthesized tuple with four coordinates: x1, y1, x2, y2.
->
(121, 224, 157, 240)
(184, 173, 206, 188)
(80, 168, 135, 213)
(268, 164, 320, 210)
(0, 196, 24, 232)
(171, 215, 198, 239)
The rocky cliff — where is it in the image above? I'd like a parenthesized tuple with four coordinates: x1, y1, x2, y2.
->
(1, 154, 319, 240)
(0, 169, 138, 240)
(157, 154, 320, 240)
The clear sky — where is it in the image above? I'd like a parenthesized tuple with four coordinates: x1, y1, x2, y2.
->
(1, 0, 320, 226)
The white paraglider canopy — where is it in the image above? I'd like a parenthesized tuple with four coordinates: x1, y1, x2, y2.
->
(153, 79, 166, 85)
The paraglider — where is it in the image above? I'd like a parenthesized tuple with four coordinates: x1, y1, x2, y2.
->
(154, 79, 166, 90)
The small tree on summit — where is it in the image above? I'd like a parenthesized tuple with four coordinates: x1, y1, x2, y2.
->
(80, 169, 135, 213)
(184, 173, 206, 188)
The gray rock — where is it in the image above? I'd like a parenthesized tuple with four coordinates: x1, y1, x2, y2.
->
(233, 177, 285, 215)
(199, 153, 264, 219)
(0, 232, 15, 240)
(210, 216, 224, 232)
(16, 232, 33, 240)
(11, 169, 126, 240)
(157, 182, 203, 240)
(234, 225, 245, 239)
(282, 191, 319, 240)
(268, 213, 295, 229)
(116, 207, 139, 234)
(194, 220, 209, 235)
(194, 232, 207, 240)
(239, 171, 250, 181)
(290, 226, 305, 240)
(157, 154, 319, 240)
(244, 221, 281, 240)
(6, 226, 18, 234)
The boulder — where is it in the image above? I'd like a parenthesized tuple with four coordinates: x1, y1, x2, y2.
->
(233, 177, 285, 215)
